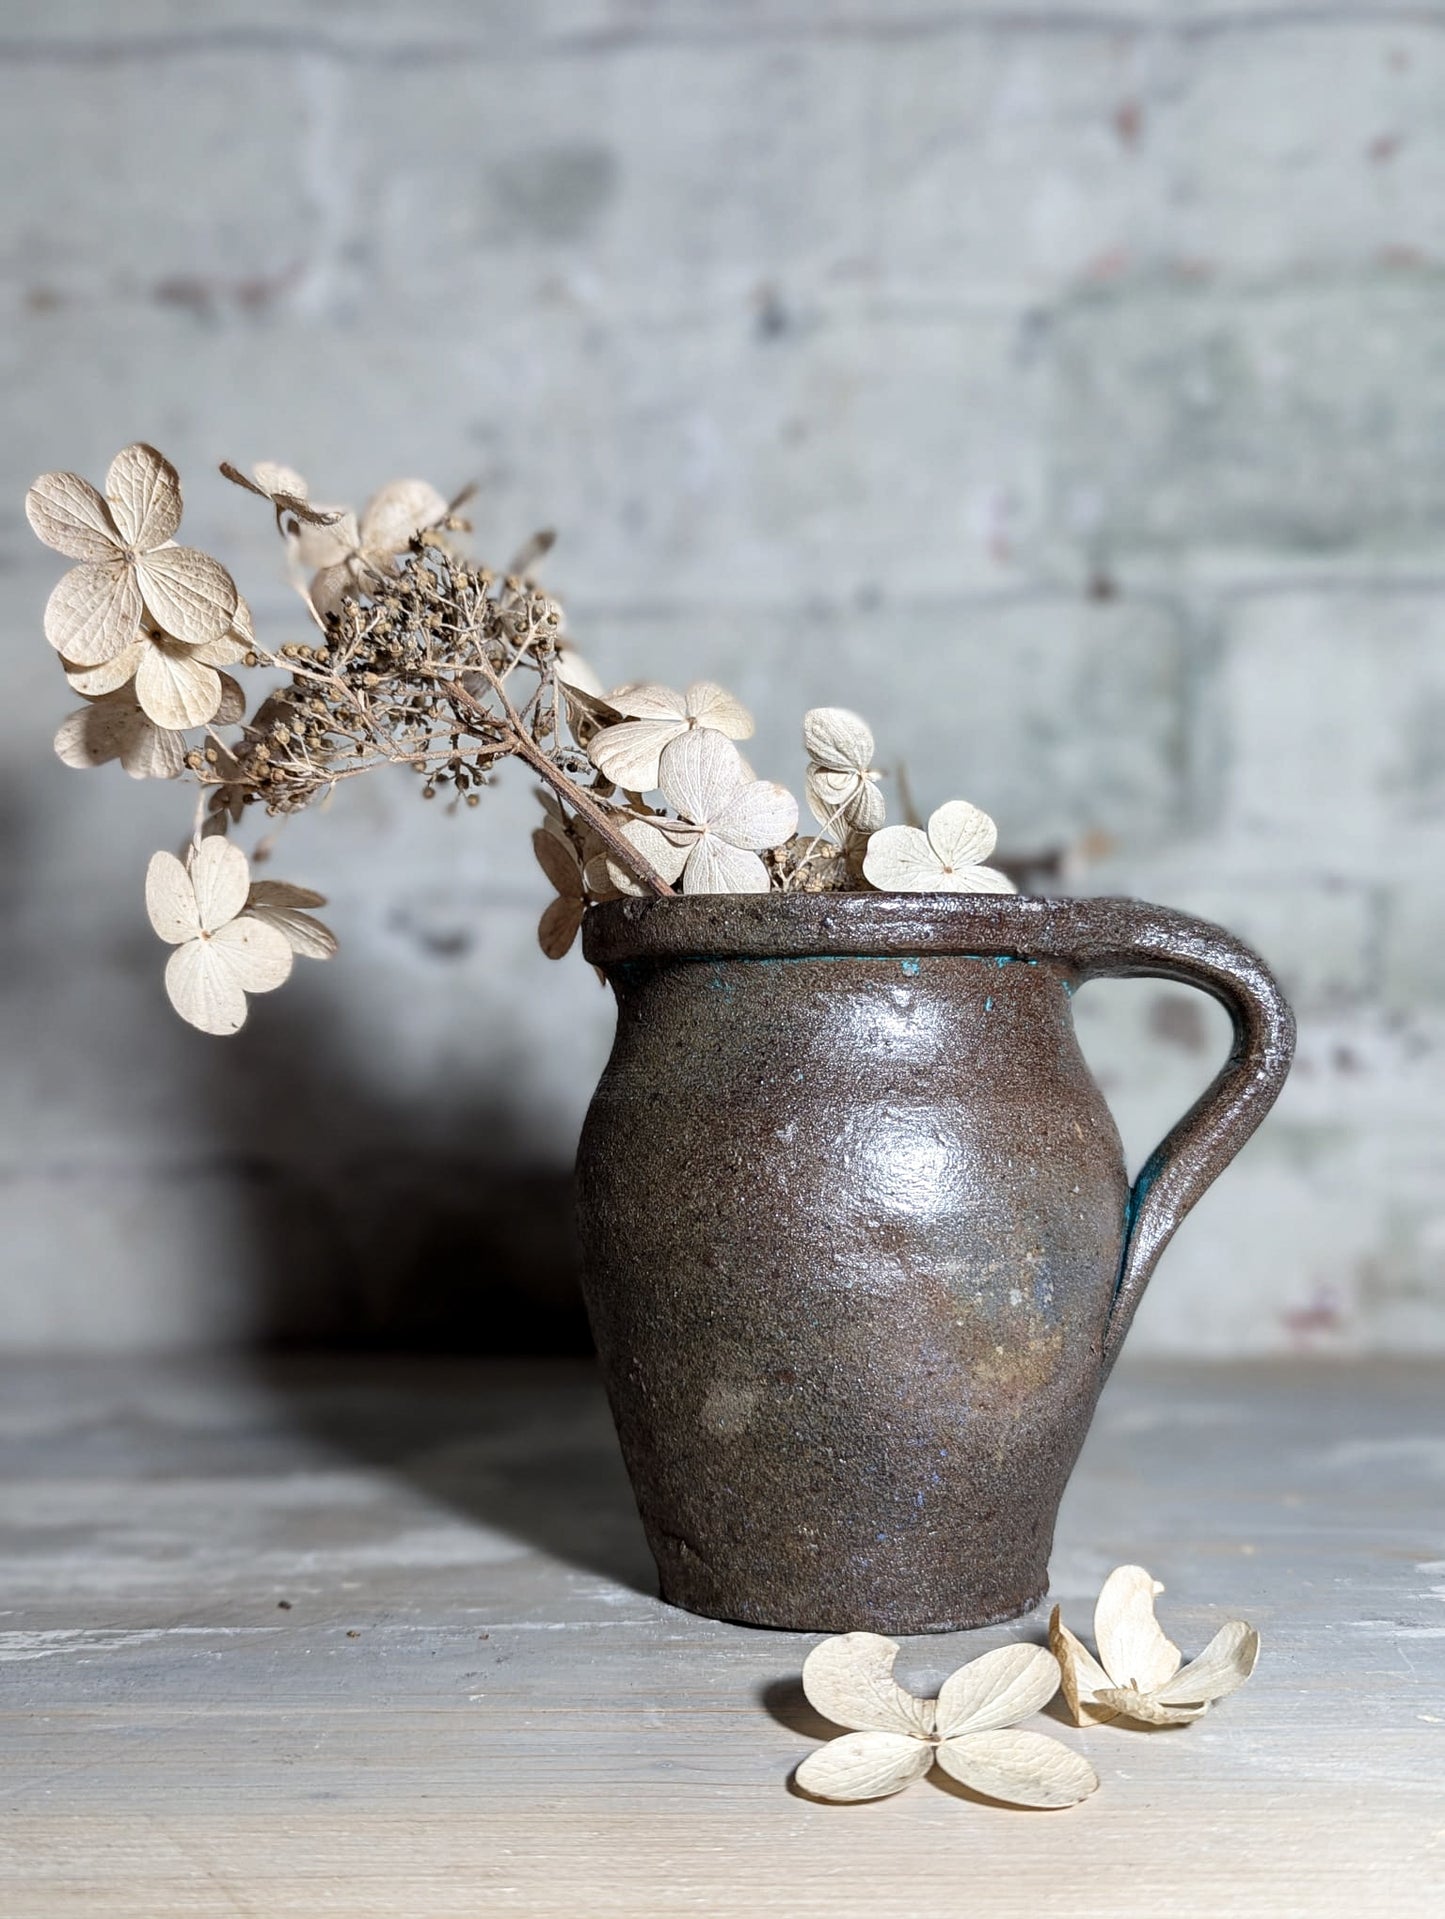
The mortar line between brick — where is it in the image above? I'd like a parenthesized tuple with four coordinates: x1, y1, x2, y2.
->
(3, 8, 1445, 69)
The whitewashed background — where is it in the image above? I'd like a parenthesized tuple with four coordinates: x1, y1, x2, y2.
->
(3, 1, 1441, 1353)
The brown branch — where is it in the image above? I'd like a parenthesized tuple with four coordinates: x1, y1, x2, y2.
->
(445, 672, 674, 898)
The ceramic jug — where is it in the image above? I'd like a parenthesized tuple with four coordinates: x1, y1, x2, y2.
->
(577, 893, 1295, 1633)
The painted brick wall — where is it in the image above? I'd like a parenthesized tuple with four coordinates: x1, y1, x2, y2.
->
(3, 2, 1440, 1352)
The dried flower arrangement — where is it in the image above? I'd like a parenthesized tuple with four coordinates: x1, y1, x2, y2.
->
(793, 1566, 1258, 1807)
(27, 444, 1015, 1033)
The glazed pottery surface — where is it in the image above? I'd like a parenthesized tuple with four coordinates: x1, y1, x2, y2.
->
(578, 894, 1294, 1633)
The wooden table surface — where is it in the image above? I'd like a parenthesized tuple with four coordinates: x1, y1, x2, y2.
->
(1, 1357, 1441, 1917)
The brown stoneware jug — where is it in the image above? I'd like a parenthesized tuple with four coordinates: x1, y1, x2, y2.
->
(577, 893, 1294, 1633)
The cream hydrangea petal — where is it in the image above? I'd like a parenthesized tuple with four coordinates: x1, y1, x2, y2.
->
(682, 833, 770, 895)
(810, 768, 886, 834)
(135, 546, 237, 646)
(606, 682, 688, 723)
(800, 1632, 935, 1736)
(607, 817, 692, 895)
(251, 461, 311, 500)
(44, 562, 143, 664)
(1094, 1566, 1183, 1694)
(805, 765, 855, 827)
(244, 883, 338, 961)
(588, 718, 685, 792)
(658, 728, 747, 825)
(105, 444, 182, 550)
(844, 779, 886, 833)
(53, 706, 114, 771)
(803, 706, 873, 772)
(307, 559, 361, 619)
(26, 470, 120, 560)
(533, 826, 584, 900)
(134, 642, 222, 729)
(213, 673, 246, 726)
(1049, 1606, 1118, 1727)
(795, 1731, 933, 1803)
(63, 642, 146, 696)
(930, 863, 1017, 895)
(206, 915, 294, 991)
(247, 881, 325, 910)
(164, 940, 249, 1035)
(53, 702, 125, 772)
(230, 596, 256, 647)
(359, 478, 448, 554)
(54, 697, 184, 782)
(711, 779, 798, 853)
(537, 894, 584, 960)
(935, 1729, 1098, 1809)
(121, 720, 188, 781)
(861, 824, 943, 892)
(1154, 1620, 1259, 1706)
(1093, 1686, 1206, 1726)
(928, 800, 998, 871)
(298, 512, 360, 573)
(684, 682, 754, 740)
(192, 631, 250, 668)
(934, 1643, 1063, 1740)
(145, 850, 201, 945)
(189, 835, 250, 933)
(555, 647, 606, 697)
(163, 918, 292, 1035)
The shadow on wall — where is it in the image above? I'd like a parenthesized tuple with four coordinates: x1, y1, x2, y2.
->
(193, 988, 596, 1355)
(184, 966, 658, 1591)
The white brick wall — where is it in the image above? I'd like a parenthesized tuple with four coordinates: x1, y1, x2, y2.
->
(2, 1, 1441, 1351)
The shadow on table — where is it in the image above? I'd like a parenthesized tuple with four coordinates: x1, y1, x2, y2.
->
(248, 1351, 659, 1596)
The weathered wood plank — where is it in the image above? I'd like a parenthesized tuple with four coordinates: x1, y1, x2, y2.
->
(1, 1359, 1442, 1916)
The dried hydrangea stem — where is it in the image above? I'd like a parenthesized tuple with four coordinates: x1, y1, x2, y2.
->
(786, 797, 854, 891)
(447, 671, 674, 899)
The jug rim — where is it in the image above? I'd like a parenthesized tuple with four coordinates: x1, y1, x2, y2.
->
(583, 891, 1168, 966)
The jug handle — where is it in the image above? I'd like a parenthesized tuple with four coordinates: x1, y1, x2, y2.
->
(1064, 901, 1296, 1378)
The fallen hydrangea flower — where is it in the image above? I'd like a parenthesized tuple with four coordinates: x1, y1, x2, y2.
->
(794, 1632, 1097, 1808)
(1050, 1564, 1260, 1727)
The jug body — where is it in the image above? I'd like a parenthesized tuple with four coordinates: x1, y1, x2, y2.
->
(578, 894, 1294, 1633)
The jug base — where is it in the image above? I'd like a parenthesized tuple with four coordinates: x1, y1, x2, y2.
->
(655, 1575, 1050, 1637)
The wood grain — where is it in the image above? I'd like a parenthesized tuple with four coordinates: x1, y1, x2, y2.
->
(1, 1358, 1441, 1916)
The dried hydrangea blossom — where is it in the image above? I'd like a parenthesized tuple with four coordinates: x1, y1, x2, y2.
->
(794, 1633, 1098, 1808)
(140, 629, 252, 729)
(145, 839, 299, 1035)
(55, 690, 188, 781)
(57, 669, 246, 782)
(611, 729, 798, 896)
(31, 440, 1040, 1025)
(59, 596, 253, 703)
(803, 706, 885, 834)
(1050, 1565, 1260, 1728)
(588, 681, 754, 791)
(27, 444, 237, 668)
(533, 825, 588, 959)
(296, 477, 452, 619)
(862, 800, 1015, 895)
